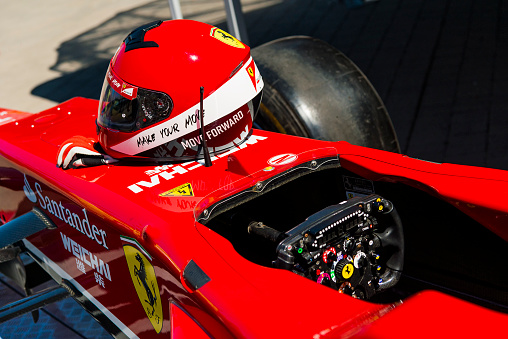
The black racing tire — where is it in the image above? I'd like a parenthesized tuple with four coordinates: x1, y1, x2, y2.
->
(252, 36, 400, 153)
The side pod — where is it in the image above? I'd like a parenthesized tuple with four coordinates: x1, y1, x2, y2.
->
(170, 302, 212, 339)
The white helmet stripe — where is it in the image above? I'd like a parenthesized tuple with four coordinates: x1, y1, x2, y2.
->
(111, 57, 263, 156)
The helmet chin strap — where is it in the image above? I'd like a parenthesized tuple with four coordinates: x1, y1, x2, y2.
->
(199, 86, 213, 167)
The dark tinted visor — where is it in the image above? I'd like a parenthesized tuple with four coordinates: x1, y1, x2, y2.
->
(97, 71, 173, 132)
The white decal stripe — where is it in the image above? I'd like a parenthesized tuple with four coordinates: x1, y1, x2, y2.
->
(112, 57, 264, 155)
(120, 236, 152, 260)
(22, 239, 139, 339)
(57, 142, 73, 167)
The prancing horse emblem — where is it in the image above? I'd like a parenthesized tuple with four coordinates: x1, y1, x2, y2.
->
(134, 253, 158, 316)
(210, 27, 245, 49)
(123, 243, 163, 333)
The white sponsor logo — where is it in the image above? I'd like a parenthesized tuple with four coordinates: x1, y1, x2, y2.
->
(181, 109, 245, 151)
(107, 70, 121, 89)
(122, 87, 134, 97)
(128, 134, 267, 193)
(268, 153, 298, 166)
(23, 177, 109, 249)
(23, 174, 37, 203)
(60, 232, 112, 284)
(205, 110, 244, 141)
(22, 240, 136, 338)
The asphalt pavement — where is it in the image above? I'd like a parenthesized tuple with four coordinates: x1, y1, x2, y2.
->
(0, 0, 507, 337)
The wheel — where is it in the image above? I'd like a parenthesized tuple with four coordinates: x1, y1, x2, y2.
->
(252, 37, 400, 153)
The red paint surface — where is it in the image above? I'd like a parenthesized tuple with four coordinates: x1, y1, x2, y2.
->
(0, 98, 506, 337)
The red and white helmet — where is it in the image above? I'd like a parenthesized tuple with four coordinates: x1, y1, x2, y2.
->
(96, 20, 263, 161)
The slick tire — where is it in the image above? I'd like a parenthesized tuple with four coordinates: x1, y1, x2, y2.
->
(252, 36, 400, 153)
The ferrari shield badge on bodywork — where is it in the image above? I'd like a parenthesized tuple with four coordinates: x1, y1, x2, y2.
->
(121, 236, 163, 333)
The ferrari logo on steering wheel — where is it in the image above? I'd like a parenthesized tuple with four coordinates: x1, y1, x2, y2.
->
(342, 263, 354, 279)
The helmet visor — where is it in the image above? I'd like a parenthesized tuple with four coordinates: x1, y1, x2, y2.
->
(97, 67, 173, 132)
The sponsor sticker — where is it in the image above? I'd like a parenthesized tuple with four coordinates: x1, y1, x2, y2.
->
(121, 85, 135, 97)
(268, 153, 298, 166)
(23, 174, 37, 203)
(210, 27, 245, 48)
(246, 59, 257, 89)
(107, 68, 138, 99)
(127, 134, 268, 193)
(159, 183, 194, 197)
(60, 232, 111, 288)
(343, 175, 374, 200)
(121, 236, 163, 333)
(24, 174, 109, 249)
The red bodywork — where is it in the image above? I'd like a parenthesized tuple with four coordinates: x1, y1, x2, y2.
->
(0, 97, 506, 338)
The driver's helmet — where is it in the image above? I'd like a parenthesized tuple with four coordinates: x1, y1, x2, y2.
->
(96, 20, 263, 161)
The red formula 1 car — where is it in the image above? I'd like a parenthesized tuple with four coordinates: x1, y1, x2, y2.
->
(0, 20, 507, 338)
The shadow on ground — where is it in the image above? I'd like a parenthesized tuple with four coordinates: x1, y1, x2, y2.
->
(32, 0, 508, 169)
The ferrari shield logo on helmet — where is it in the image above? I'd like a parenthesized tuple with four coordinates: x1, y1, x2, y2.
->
(122, 239, 163, 333)
(210, 27, 245, 48)
(246, 59, 257, 89)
